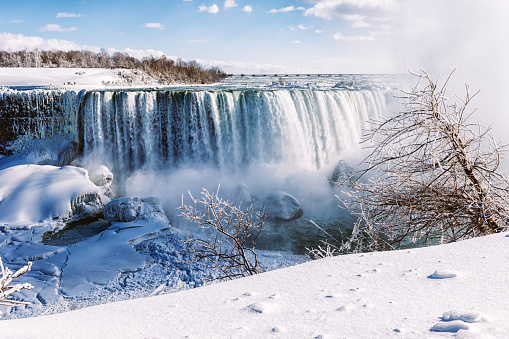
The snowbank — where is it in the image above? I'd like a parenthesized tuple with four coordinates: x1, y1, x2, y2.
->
(2, 232, 508, 338)
(0, 165, 101, 225)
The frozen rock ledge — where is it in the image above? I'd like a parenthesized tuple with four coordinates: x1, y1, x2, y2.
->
(104, 196, 168, 222)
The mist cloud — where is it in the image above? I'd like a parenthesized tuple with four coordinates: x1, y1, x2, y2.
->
(392, 0, 509, 162)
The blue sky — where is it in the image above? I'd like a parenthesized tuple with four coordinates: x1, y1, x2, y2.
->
(0, 0, 402, 73)
(0, 0, 507, 74)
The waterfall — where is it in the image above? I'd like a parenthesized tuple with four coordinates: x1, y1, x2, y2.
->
(79, 88, 388, 174)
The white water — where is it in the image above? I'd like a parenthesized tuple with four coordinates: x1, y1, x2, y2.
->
(80, 88, 388, 175)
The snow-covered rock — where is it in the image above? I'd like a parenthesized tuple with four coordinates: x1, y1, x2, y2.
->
(89, 165, 113, 187)
(104, 196, 167, 222)
(331, 159, 354, 184)
(262, 191, 303, 222)
(88, 165, 114, 201)
(0, 165, 102, 225)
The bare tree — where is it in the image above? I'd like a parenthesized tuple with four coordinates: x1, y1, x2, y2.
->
(337, 70, 509, 253)
(0, 258, 33, 309)
(178, 187, 265, 281)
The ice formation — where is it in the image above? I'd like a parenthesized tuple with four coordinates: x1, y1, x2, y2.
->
(104, 196, 167, 222)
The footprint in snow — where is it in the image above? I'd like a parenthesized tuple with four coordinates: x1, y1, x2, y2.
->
(428, 269, 459, 279)
(247, 302, 276, 314)
(271, 326, 287, 333)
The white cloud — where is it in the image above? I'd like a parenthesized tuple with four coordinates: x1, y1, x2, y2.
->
(333, 32, 374, 41)
(11, 20, 24, 23)
(112, 48, 167, 60)
(315, 29, 323, 34)
(143, 23, 165, 30)
(39, 24, 78, 32)
(289, 40, 302, 44)
(0, 32, 166, 60)
(196, 58, 294, 74)
(199, 4, 219, 13)
(268, 6, 306, 14)
(224, 0, 237, 9)
(56, 12, 82, 18)
(352, 20, 371, 28)
(242, 5, 252, 13)
(298, 24, 312, 30)
(288, 26, 295, 31)
(0, 32, 97, 51)
(305, 0, 398, 30)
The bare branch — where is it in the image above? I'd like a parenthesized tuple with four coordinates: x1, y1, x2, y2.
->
(178, 187, 265, 281)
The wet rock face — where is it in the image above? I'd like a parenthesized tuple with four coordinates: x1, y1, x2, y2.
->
(233, 183, 257, 206)
(104, 196, 167, 222)
(0, 90, 83, 156)
(262, 191, 303, 222)
(331, 160, 354, 184)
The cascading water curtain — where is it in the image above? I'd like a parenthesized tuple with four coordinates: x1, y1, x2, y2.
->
(80, 88, 388, 174)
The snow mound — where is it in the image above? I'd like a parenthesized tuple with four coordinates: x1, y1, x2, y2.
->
(430, 320, 470, 332)
(428, 269, 459, 279)
(0, 165, 102, 225)
(442, 310, 483, 323)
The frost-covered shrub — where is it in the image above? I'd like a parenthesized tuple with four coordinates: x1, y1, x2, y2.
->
(338, 71, 509, 252)
(0, 258, 33, 312)
(179, 187, 265, 281)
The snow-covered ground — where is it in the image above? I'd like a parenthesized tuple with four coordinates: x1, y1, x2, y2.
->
(0, 67, 159, 89)
(1, 232, 507, 338)
(0, 67, 120, 87)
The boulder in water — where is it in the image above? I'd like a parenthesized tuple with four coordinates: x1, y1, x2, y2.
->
(263, 191, 303, 222)
(104, 196, 167, 222)
(331, 160, 354, 185)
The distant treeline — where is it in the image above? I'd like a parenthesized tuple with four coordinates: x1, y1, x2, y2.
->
(0, 50, 227, 84)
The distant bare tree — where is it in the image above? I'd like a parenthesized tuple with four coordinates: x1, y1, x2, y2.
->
(0, 50, 227, 84)
(179, 187, 265, 281)
(337, 70, 509, 253)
